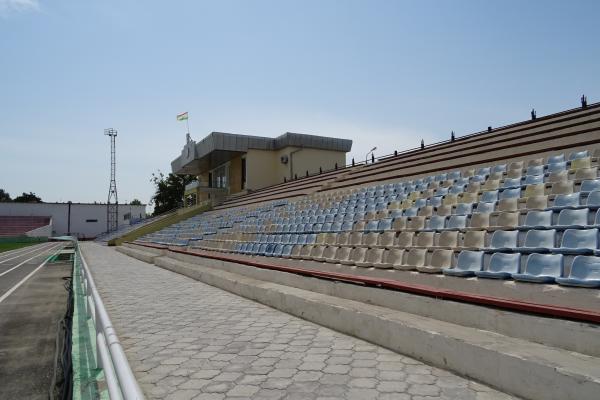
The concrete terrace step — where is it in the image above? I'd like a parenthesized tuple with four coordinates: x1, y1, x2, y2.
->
(119, 246, 600, 400)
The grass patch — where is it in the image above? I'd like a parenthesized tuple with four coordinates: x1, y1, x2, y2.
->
(0, 242, 37, 253)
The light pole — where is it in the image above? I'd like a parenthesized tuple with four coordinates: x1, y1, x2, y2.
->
(366, 147, 377, 164)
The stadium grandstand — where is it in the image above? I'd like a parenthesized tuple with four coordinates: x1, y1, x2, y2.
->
(107, 100, 600, 400)
(0, 216, 51, 237)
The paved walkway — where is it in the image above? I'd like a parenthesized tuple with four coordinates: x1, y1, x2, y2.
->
(81, 243, 517, 400)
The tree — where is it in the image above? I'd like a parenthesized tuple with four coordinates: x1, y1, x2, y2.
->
(0, 189, 11, 202)
(130, 199, 142, 205)
(13, 192, 42, 203)
(150, 171, 194, 215)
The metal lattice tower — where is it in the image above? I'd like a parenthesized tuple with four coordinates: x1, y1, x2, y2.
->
(105, 128, 118, 233)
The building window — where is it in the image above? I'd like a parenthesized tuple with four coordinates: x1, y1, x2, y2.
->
(86, 219, 98, 223)
(124, 212, 131, 221)
(210, 163, 229, 189)
(241, 156, 247, 190)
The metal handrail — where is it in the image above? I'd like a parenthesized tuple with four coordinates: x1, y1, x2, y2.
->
(77, 245, 145, 400)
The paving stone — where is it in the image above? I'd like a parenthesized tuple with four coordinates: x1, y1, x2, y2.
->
(81, 243, 519, 400)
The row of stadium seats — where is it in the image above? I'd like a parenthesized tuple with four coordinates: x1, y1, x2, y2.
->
(138, 149, 600, 287)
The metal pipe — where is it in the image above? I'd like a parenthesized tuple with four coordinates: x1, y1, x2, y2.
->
(79, 249, 145, 400)
(97, 331, 123, 400)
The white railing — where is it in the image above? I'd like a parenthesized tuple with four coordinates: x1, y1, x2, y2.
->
(77, 246, 145, 400)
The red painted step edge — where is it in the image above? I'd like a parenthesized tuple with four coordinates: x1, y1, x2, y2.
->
(130, 241, 600, 324)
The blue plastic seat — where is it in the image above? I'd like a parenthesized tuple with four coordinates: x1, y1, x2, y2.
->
(365, 220, 379, 232)
(330, 222, 343, 232)
(547, 154, 565, 164)
(588, 191, 600, 208)
(475, 253, 521, 279)
(551, 193, 581, 210)
(446, 215, 467, 230)
(378, 218, 393, 231)
(523, 175, 544, 185)
(569, 150, 589, 160)
(502, 178, 522, 189)
(306, 233, 317, 244)
(449, 185, 465, 194)
(475, 202, 495, 214)
(515, 229, 555, 253)
(427, 215, 447, 230)
(556, 209, 589, 228)
(448, 171, 461, 180)
(322, 222, 333, 232)
(487, 230, 518, 251)
(471, 175, 487, 183)
(480, 190, 499, 203)
(551, 229, 598, 255)
(523, 210, 553, 229)
(404, 207, 418, 217)
(492, 164, 507, 174)
(555, 256, 600, 288)
(389, 209, 403, 219)
(500, 188, 521, 199)
(512, 253, 563, 283)
(477, 167, 491, 176)
(428, 196, 443, 207)
(581, 179, 600, 193)
(443, 250, 484, 277)
(526, 165, 544, 176)
(454, 203, 473, 216)
(547, 162, 567, 173)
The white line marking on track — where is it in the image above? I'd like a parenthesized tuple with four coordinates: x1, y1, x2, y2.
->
(0, 244, 61, 278)
(0, 243, 54, 264)
(0, 246, 63, 304)
(0, 243, 45, 260)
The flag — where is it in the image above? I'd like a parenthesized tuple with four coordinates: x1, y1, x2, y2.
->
(177, 112, 188, 121)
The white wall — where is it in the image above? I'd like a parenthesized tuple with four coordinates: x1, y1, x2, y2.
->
(0, 203, 146, 239)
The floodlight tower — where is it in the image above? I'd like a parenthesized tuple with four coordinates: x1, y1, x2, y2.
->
(105, 128, 118, 233)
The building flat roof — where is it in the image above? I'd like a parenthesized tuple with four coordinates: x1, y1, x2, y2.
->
(172, 131, 352, 174)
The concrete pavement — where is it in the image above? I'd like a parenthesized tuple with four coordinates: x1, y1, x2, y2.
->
(81, 243, 517, 400)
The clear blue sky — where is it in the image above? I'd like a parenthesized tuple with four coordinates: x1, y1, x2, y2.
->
(1, 0, 599, 210)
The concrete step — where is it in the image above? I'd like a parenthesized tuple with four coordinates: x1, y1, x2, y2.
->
(120, 246, 600, 400)
(116, 245, 160, 263)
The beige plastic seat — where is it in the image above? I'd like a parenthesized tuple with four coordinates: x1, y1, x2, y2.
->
(443, 194, 458, 206)
(466, 182, 481, 193)
(288, 244, 302, 259)
(396, 231, 415, 248)
(547, 170, 568, 183)
(353, 221, 366, 231)
(316, 233, 327, 244)
(418, 206, 434, 217)
(498, 198, 518, 212)
(460, 230, 485, 250)
(437, 230, 459, 249)
(365, 211, 378, 220)
(508, 161, 524, 171)
(388, 200, 401, 210)
(428, 181, 440, 189)
(506, 169, 523, 179)
(525, 195, 548, 210)
(436, 205, 453, 216)
(348, 247, 368, 265)
(317, 246, 338, 262)
(421, 189, 435, 198)
(377, 231, 395, 248)
(294, 245, 313, 259)
(377, 210, 390, 219)
(308, 245, 326, 260)
(492, 211, 520, 229)
(417, 249, 453, 274)
(325, 233, 338, 245)
(488, 172, 504, 181)
(570, 157, 591, 171)
(415, 231, 434, 248)
(575, 167, 598, 181)
(524, 184, 545, 198)
(468, 213, 490, 230)
(407, 216, 426, 231)
(396, 248, 427, 271)
(360, 232, 379, 248)
(336, 232, 351, 245)
(348, 232, 363, 246)
(401, 199, 414, 209)
(355, 248, 384, 267)
(379, 248, 404, 269)
(408, 191, 421, 201)
(392, 217, 407, 230)
(551, 180, 574, 195)
(481, 179, 500, 191)
(463, 169, 475, 177)
(528, 158, 544, 167)
(458, 192, 478, 204)
(328, 246, 352, 264)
